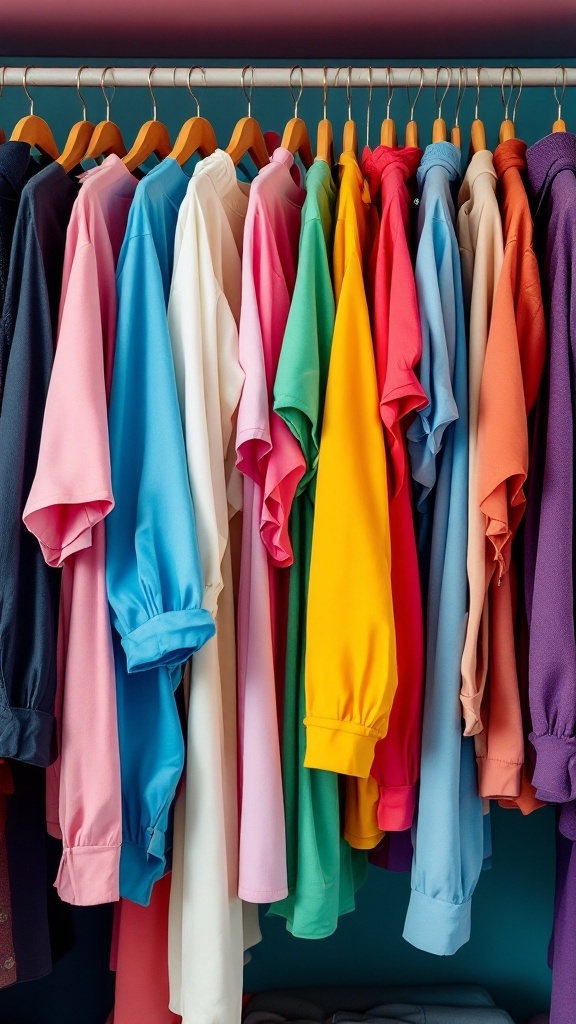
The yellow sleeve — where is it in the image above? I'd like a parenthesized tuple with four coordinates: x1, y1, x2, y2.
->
(304, 247, 398, 779)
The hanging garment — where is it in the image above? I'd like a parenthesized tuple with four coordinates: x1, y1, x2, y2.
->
(106, 157, 215, 906)
(456, 150, 509, 792)
(404, 142, 484, 956)
(361, 144, 427, 834)
(23, 154, 138, 906)
(235, 147, 305, 903)
(269, 156, 367, 939)
(304, 152, 397, 837)
(0, 762, 15, 989)
(165, 149, 250, 1023)
(524, 133, 576, 806)
(0, 141, 44, 331)
(476, 138, 546, 810)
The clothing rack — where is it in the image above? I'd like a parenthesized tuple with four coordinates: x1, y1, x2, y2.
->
(0, 65, 574, 89)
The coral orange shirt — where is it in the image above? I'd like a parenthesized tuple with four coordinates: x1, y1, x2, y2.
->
(361, 145, 426, 833)
(476, 138, 546, 803)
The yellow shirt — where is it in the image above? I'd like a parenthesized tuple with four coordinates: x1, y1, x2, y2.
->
(304, 151, 398, 848)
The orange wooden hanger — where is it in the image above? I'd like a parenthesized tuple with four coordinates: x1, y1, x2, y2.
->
(123, 66, 172, 172)
(11, 65, 59, 159)
(380, 66, 397, 147)
(84, 67, 127, 160)
(552, 65, 568, 133)
(57, 66, 94, 173)
(451, 67, 466, 149)
(432, 67, 450, 143)
(226, 66, 269, 170)
(0, 68, 7, 145)
(470, 66, 487, 154)
(341, 66, 358, 156)
(281, 66, 313, 169)
(169, 66, 217, 165)
(316, 66, 334, 164)
(405, 67, 424, 149)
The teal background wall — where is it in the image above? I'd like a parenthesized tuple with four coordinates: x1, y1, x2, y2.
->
(0, 54, 566, 1024)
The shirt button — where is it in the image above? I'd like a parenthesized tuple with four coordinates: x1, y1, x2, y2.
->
(3, 957, 15, 970)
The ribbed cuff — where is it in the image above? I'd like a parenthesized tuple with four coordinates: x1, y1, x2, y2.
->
(121, 609, 215, 673)
(403, 887, 472, 955)
(0, 707, 56, 767)
(530, 732, 576, 804)
(304, 719, 380, 777)
(55, 844, 120, 905)
(377, 783, 417, 832)
(477, 755, 522, 800)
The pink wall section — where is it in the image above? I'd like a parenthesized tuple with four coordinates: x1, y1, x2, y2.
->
(1, 0, 575, 57)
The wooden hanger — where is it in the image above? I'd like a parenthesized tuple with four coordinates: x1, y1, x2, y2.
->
(123, 66, 172, 172)
(470, 66, 487, 154)
(11, 66, 59, 159)
(405, 67, 424, 148)
(84, 67, 127, 160)
(0, 68, 7, 145)
(226, 66, 269, 170)
(380, 67, 397, 147)
(57, 67, 94, 173)
(432, 66, 450, 143)
(552, 66, 568, 133)
(281, 66, 313, 168)
(451, 67, 466, 149)
(341, 67, 357, 155)
(316, 68, 334, 164)
(169, 67, 217, 165)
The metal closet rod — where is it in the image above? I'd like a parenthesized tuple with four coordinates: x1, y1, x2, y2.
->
(0, 65, 574, 88)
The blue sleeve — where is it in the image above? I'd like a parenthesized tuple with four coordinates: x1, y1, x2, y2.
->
(106, 227, 215, 676)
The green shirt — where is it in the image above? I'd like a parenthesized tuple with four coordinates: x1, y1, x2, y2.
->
(270, 158, 366, 939)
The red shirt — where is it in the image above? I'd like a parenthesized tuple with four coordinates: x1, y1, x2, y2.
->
(361, 145, 427, 831)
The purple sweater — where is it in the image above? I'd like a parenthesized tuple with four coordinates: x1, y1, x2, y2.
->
(525, 133, 576, 805)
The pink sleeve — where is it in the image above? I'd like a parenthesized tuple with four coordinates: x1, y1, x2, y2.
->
(23, 236, 121, 905)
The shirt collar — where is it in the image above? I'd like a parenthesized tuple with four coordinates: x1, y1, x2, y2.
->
(526, 131, 576, 205)
(417, 141, 461, 189)
(493, 137, 527, 178)
(0, 141, 34, 198)
(361, 144, 422, 201)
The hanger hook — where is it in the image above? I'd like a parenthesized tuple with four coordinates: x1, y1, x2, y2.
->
(366, 67, 373, 148)
(187, 66, 205, 117)
(454, 66, 467, 128)
(346, 66, 353, 121)
(148, 66, 158, 122)
(23, 66, 34, 116)
(288, 66, 304, 118)
(500, 65, 514, 120)
(241, 65, 255, 118)
(386, 66, 394, 119)
(100, 67, 116, 123)
(554, 65, 567, 122)
(475, 66, 484, 121)
(322, 66, 329, 120)
(0, 67, 5, 103)
(76, 65, 88, 122)
(512, 66, 523, 124)
(407, 66, 424, 123)
(434, 66, 451, 120)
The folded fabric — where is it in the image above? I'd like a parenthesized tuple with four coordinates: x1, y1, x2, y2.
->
(243, 985, 498, 1020)
(245, 1004, 514, 1024)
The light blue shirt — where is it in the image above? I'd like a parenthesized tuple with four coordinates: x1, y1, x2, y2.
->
(106, 159, 214, 905)
(404, 143, 484, 955)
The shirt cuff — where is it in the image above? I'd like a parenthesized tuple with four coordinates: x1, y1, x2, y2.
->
(403, 887, 472, 955)
(529, 732, 576, 804)
(303, 718, 380, 778)
(477, 755, 522, 801)
(55, 844, 120, 905)
(377, 783, 417, 832)
(0, 707, 56, 767)
(121, 609, 215, 673)
(119, 834, 169, 907)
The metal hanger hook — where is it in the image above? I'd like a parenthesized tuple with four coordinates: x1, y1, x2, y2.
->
(289, 66, 304, 118)
(366, 66, 373, 148)
(23, 66, 35, 116)
(148, 66, 159, 121)
(76, 65, 88, 122)
(406, 66, 424, 122)
(0, 67, 5, 103)
(475, 66, 484, 121)
(554, 65, 567, 122)
(322, 66, 329, 120)
(187, 66, 206, 117)
(240, 65, 255, 117)
(100, 67, 116, 123)
(346, 66, 353, 121)
(512, 66, 523, 124)
(386, 66, 394, 119)
(454, 66, 467, 128)
(500, 65, 514, 120)
(434, 66, 451, 120)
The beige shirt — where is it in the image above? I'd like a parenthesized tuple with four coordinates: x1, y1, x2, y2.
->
(457, 150, 504, 746)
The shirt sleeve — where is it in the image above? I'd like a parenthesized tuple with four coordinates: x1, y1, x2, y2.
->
(106, 228, 215, 672)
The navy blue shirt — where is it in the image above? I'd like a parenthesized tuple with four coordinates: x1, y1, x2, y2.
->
(0, 142, 43, 324)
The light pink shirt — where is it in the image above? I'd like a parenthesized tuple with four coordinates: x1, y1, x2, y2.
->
(236, 148, 305, 902)
(23, 155, 137, 905)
